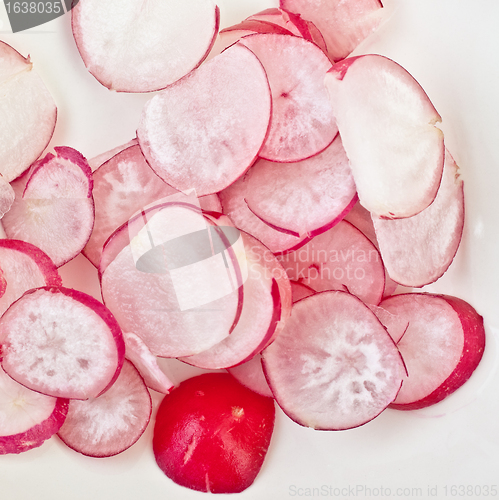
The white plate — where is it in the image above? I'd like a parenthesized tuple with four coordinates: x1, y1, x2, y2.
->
(1, 1, 498, 498)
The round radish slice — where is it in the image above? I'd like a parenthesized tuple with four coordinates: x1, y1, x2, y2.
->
(2, 147, 95, 267)
(239, 33, 336, 162)
(379, 293, 485, 410)
(0, 41, 57, 182)
(262, 291, 404, 430)
(0, 287, 125, 400)
(228, 354, 274, 399)
(71, 0, 219, 92)
(57, 360, 152, 458)
(137, 43, 272, 196)
(0, 365, 68, 455)
(153, 372, 275, 494)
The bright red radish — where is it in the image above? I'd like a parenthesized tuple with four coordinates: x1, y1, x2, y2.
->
(72, 0, 219, 92)
(378, 293, 485, 410)
(325, 54, 445, 218)
(262, 291, 404, 429)
(228, 354, 274, 399)
(57, 360, 152, 457)
(0, 286, 125, 400)
(153, 372, 275, 493)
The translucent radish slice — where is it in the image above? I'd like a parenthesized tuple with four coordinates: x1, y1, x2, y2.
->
(57, 360, 151, 458)
(137, 43, 271, 196)
(2, 147, 94, 267)
(0, 239, 61, 317)
(0, 365, 68, 455)
(228, 354, 273, 399)
(0, 175, 14, 218)
(372, 150, 465, 287)
(87, 139, 138, 172)
(380, 293, 485, 410)
(290, 281, 315, 303)
(198, 193, 222, 213)
(277, 220, 385, 306)
(0, 287, 125, 400)
(71, 0, 219, 92)
(262, 291, 404, 430)
(281, 0, 384, 62)
(240, 33, 336, 162)
(325, 54, 445, 218)
(0, 41, 57, 182)
(244, 135, 357, 236)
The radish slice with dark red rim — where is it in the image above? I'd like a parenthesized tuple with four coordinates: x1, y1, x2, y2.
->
(57, 360, 152, 458)
(228, 354, 274, 399)
(0, 286, 125, 400)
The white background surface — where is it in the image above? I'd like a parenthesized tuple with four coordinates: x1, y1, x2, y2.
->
(1, 1, 499, 499)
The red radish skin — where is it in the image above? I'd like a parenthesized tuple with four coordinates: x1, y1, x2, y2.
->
(153, 373, 275, 494)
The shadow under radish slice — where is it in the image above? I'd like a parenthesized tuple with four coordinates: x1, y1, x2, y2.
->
(0, 286, 125, 400)
(57, 360, 152, 458)
(262, 291, 404, 430)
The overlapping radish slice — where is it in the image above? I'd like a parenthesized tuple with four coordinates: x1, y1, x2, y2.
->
(0, 286, 125, 400)
(2, 147, 94, 267)
(137, 43, 271, 196)
(239, 33, 336, 162)
(71, 0, 219, 92)
(277, 220, 385, 306)
(243, 135, 357, 237)
(262, 291, 404, 429)
(100, 201, 245, 358)
(0, 175, 14, 218)
(57, 360, 152, 458)
(290, 281, 315, 303)
(180, 230, 292, 370)
(228, 354, 274, 398)
(0, 41, 57, 182)
(87, 139, 138, 172)
(280, 0, 384, 62)
(325, 54, 445, 218)
(372, 150, 465, 287)
(378, 293, 485, 410)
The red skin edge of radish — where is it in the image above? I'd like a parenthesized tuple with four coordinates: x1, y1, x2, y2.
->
(328, 56, 364, 81)
(221, 19, 294, 36)
(389, 294, 486, 411)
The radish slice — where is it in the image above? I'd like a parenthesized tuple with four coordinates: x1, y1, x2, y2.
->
(57, 360, 152, 457)
(372, 150, 465, 287)
(379, 293, 485, 410)
(0, 365, 68, 455)
(0, 41, 57, 182)
(87, 139, 138, 172)
(324, 54, 445, 218)
(0, 175, 14, 218)
(2, 147, 95, 267)
(277, 220, 385, 306)
(137, 43, 272, 196)
(262, 291, 404, 430)
(290, 281, 315, 303)
(243, 135, 357, 236)
(239, 33, 336, 162)
(228, 354, 274, 399)
(71, 0, 219, 92)
(0, 286, 125, 400)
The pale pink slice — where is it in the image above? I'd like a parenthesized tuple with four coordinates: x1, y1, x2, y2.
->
(0, 175, 14, 218)
(0, 41, 57, 182)
(325, 54, 445, 218)
(0, 286, 125, 400)
(240, 33, 336, 162)
(87, 139, 138, 172)
(137, 43, 271, 196)
(244, 135, 357, 236)
(262, 291, 404, 429)
(72, 0, 219, 92)
(379, 293, 485, 410)
(228, 354, 274, 399)
(57, 360, 152, 457)
(2, 147, 95, 267)
(372, 150, 465, 287)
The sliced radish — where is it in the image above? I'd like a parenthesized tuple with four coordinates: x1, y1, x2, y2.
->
(290, 280, 315, 303)
(153, 372, 275, 493)
(198, 193, 222, 213)
(262, 291, 404, 429)
(137, 43, 271, 196)
(0, 286, 125, 400)
(239, 33, 336, 162)
(57, 360, 151, 457)
(372, 150, 465, 287)
(379, 293, 485, 410)
(324, 54, 445, 218)
(0, 175, 14, 218)
(2, 147, 95, 267)
(71, 0, 219, 92)
(0, 365, 68, 455)
(87, 139, 138, 172)
(228, 354, 274, 399)
(243, 134, 357, 236)
(277, 220, 385, 305)
(0, 41, 57, 182)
